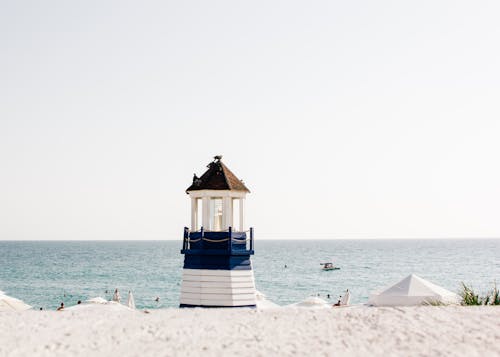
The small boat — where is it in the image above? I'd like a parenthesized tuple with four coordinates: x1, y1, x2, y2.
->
(321, 262, 340, 271)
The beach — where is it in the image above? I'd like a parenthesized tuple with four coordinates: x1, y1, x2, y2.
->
(1, 306, 499, 357)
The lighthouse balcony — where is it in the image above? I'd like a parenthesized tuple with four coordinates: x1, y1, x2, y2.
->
(181, 227, 254, 256)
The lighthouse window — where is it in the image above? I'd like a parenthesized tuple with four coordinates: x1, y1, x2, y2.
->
(209, 198, 223, 231)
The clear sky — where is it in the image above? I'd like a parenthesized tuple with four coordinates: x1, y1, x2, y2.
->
(1, 0, 499, 240)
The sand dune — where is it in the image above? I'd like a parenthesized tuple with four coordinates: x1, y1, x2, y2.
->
(1, 306, 499, 356)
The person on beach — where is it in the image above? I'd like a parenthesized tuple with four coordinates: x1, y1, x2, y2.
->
(112, 289, 121, 303)
(333, 296, 342, 307)
(77, 300, 81, 304)
(57, 302, 64, 311)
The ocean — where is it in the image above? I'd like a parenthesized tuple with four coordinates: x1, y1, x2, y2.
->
(1, 239, 499, 310)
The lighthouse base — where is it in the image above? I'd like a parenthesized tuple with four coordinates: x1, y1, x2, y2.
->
(179, 269, 257, 308)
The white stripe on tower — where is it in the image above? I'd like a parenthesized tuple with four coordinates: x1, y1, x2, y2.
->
(179, 268, 257, 307)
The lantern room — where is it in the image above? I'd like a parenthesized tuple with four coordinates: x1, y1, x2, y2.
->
(186, 155, 249, 232)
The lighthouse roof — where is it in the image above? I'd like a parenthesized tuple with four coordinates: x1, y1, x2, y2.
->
(186, 156, 250, 193)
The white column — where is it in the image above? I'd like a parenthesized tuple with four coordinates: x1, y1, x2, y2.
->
(222, 197, 232, 230)
(239, 198, 245, 231)
(191, 197, 198, 231)
(202, 197, 210, 230)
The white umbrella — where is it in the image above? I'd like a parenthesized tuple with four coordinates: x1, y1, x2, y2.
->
(127, 291, 135, 309)
(340, 289, 351, 306)
(65, 301, 134, 312)
(287, 296, 331, 309)
(255, 290, 280, 309)
(0, 292, 32, 312)
(86, 297, 108, 304)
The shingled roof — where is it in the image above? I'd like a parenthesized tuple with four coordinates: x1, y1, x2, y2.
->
(186, 156, 250, 193)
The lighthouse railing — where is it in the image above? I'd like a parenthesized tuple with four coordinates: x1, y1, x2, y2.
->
(182, 226, 254, 254)
(183, 227, 188, 251)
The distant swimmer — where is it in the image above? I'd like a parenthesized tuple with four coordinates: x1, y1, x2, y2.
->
(77, 300, 82, 304)
(57, 302, 64, 311)
(284, 264, 287, 268)
(155, 296, 160, 302)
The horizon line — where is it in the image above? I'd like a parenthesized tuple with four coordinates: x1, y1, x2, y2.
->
(1, 237, 499, 242)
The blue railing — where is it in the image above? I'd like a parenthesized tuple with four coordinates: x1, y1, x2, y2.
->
(181, 226, 254, 255)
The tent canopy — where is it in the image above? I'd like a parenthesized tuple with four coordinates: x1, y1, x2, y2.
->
(287, 296, 330, 309)
(369, 274, 460, 306)
(0, 292, 32, 312)
(65, 299, 134, 312)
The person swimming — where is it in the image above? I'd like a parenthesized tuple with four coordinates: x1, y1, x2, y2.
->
(56, 302, 64, 311)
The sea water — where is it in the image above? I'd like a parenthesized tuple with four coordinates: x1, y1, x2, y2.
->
(0, 239, 499, 310)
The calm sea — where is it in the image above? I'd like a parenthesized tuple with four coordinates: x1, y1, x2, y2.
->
(1, 239, 499, 310)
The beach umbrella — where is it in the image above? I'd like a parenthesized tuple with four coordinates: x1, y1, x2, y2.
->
(368, 274, 460, 306)
(288, 296, 330, 309)
(127, 291, 135, 309)
(0, 292, 32, 312)
(65, 302, 134, 312)
(340, 290, 351, 306)
(255, 290, 280, 309)
(86, 297, 108, 304)
(65, 298, 134, 312)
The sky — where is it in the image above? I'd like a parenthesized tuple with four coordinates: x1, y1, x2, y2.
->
(1, 0, 499, 240)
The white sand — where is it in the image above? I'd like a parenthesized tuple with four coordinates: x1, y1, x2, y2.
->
(1, 306, 499, 356)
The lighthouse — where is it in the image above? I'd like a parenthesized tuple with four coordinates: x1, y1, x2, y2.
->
(179, 156, 257, 308)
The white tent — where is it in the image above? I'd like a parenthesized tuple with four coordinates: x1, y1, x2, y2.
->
(0, 291, 32, 312)
(368, 274, 460, 306)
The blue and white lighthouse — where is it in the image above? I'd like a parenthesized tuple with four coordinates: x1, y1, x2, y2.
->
(179, 156, 256, 308)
